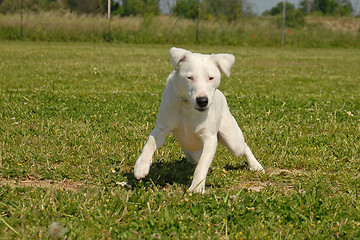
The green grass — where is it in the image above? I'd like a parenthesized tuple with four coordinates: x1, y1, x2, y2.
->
(0, 41, 359, 239)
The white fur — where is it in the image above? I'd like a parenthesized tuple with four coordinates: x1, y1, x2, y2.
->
(134, 47, 264, 193)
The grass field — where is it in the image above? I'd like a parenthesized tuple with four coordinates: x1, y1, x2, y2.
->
(0, 41, 359, 239)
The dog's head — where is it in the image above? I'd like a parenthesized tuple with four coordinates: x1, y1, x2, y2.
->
(169, 47, 235, 112)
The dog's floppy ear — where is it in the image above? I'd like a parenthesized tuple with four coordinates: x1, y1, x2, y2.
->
(169, 47, 192, 69)
(210, 54, 235, 77)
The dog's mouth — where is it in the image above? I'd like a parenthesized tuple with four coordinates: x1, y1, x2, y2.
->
(195, 107, 208, 112)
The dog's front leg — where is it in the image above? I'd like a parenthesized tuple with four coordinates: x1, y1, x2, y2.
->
(134, 127, 168, 179)
(189, 136, 218, 193)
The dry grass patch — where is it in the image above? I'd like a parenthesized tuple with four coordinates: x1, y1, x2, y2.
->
(306, 16, 360, 33)
(0, 178, 84, 191)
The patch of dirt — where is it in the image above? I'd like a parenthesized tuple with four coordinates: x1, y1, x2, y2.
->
(233, 168, 306, 192)
(0, 178, 84, 192)
(236, 181, 271, 192)
(266, 168, 306, 176)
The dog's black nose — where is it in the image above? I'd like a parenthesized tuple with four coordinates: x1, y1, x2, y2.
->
(196, 96, 208, 108)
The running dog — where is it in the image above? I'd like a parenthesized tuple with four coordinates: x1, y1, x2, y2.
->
(134, 47, 264, 193)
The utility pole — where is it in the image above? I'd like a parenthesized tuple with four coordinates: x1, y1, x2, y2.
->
(306, 0, 311, 14)
(195, 0, 199, 44)
(20, 0, 23, 39)
(108, 0, 111, 20)
(282, 0, 286, 46)
(107, 0, 111, 42)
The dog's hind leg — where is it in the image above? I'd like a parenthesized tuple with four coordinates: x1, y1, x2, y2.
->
(218, 110, 264, 172)
(183, 150, 202, 164)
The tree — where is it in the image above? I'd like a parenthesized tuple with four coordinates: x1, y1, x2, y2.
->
(116, 0, 160, 16)
(299, 0, 353, 16)
(173, 0, 199, 19)
(263, 1, 296, 16)
(0, 0, 62, 13)
(315, 0, 339, 15)
(206, 0, 243, 22)
(173, 0, 247, 22)
(263, 2, 305, 28)
(64, 0, 104, 14)
(336, 0, 353, 16)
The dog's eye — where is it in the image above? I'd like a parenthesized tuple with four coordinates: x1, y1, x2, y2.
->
(187, 76, 193, 81)
(209, 77, 214, 81)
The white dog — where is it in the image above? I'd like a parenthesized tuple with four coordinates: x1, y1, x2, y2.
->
(134, 47, 264, 193)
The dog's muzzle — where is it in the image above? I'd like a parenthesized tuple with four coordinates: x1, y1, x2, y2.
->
(195, 96, 208, 112)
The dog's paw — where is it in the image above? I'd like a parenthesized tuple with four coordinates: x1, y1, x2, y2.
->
(249, 165, 265, 173)
(133, 160, 150, 179)
(189, 181, 205, 194)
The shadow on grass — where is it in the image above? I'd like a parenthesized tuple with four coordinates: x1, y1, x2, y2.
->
(125, 158, 196, 190)
(223, 162, 248, 172)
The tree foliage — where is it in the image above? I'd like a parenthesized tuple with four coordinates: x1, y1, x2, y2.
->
(173, 0, 199, 19)
(299, 0, 353, 16)
(205, 0, 243, 22)
(263, 2, 305, 28)
(0, 0, 159, 16)
(114, 0, 160, 16)
(0, 0, 62, 13)
(64, 0, 105, 14)
(0, 0, 354, 17)
(173, 0, 246, 22)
